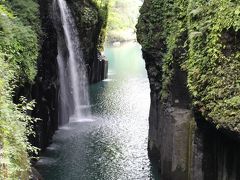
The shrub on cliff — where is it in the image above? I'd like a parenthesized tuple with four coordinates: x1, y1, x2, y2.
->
(68, 0, 109, 51)
(187, 0, 240, 131)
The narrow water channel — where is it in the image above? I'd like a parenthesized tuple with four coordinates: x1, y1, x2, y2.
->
(36, 42, 160, 180)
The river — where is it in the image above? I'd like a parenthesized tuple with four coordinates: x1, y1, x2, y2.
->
(36, 42, 160, 180)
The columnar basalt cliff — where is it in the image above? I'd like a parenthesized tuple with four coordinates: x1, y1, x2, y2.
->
(32, 0, 108, 150)
(137, 0, 240, 179)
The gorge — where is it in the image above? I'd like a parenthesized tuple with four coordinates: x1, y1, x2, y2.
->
(0, 0, 240, 180)
(36, 41, 157, 179)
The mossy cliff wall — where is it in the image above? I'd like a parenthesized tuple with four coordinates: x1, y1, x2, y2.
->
(137, 0, 240, 179)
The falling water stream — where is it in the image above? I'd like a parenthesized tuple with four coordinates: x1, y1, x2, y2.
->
(53, 0, 90, 125)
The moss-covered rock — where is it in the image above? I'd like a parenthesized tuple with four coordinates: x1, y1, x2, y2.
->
(66, 0, 108, 83)
(67, 0, 108, 51)
(137, 0, 240, 133)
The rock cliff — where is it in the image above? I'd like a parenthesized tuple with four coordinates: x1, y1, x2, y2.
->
(32, 0, 108, 150)
(137, 0, 240, 179)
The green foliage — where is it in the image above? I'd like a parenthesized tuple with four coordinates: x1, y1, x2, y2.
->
(0, 0, 40, 178)
(137, 0, 240, 132)
(187, 0, 240, 131)
(0, 1, 40, 84)
(2, 0, 41, 34)
(0, 54, 38, 179)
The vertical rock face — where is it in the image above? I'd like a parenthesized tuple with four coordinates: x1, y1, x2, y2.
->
(31, 0, 108, 150)
(191, 119, 240, 180)
(145, 49, 194, 179)
(137, 0, 240, 179)
(32, 0, 59, 150)
(137, 1, 193, 178)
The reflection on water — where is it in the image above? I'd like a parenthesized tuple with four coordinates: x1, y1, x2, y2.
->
(36, 42, 160, 180)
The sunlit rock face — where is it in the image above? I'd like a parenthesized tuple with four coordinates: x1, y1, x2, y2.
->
(31, 0, 107, 150)
(137, 0, 240, 179)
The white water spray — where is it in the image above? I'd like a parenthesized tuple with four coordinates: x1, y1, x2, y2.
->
(53, 0, 90, 125)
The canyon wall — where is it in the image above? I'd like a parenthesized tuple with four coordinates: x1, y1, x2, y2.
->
(137, 0, 240, 179)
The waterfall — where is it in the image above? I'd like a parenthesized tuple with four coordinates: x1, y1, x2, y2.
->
(53, 0, 90, 125)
